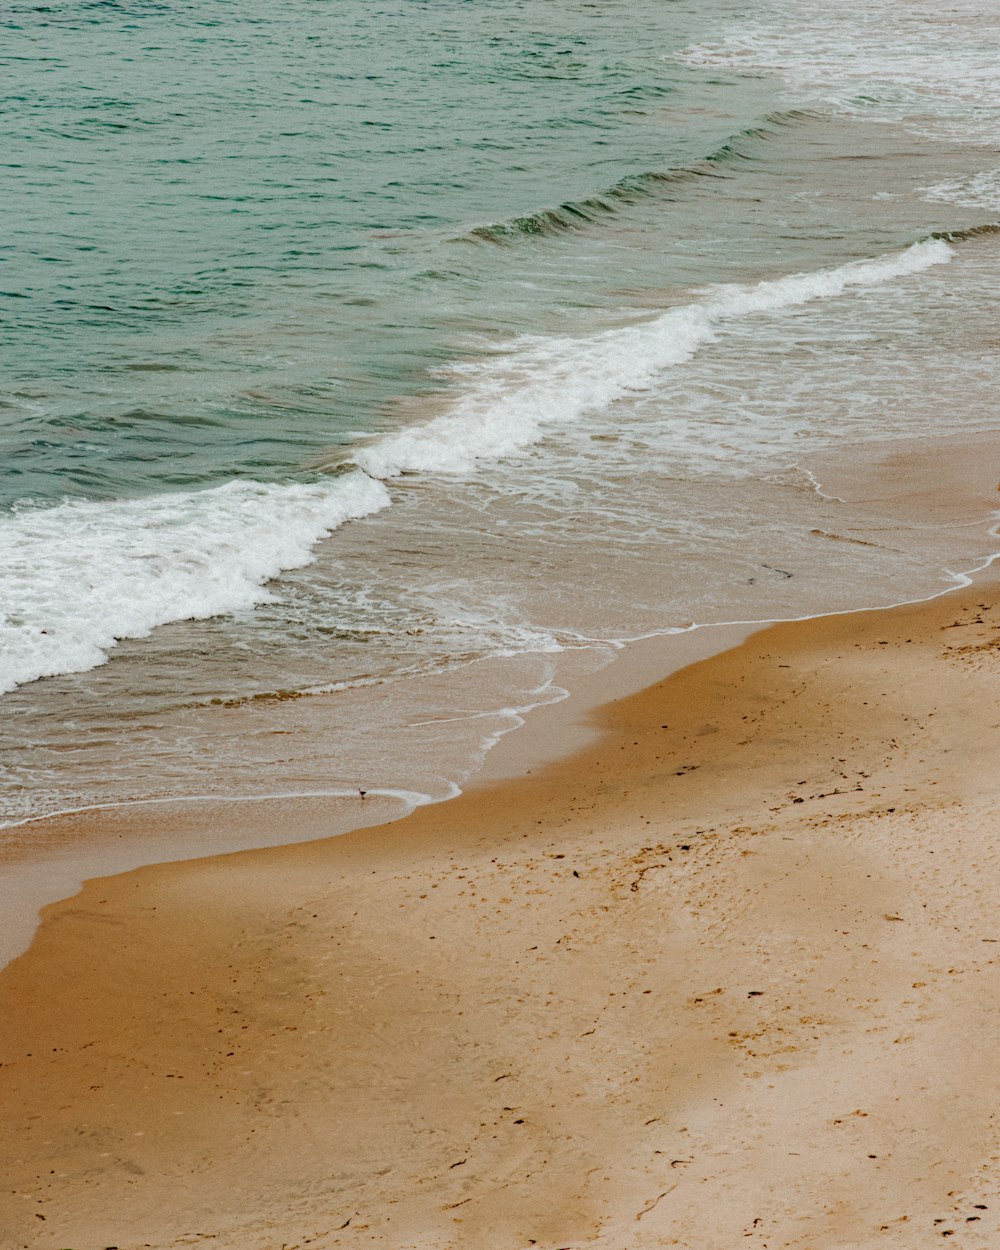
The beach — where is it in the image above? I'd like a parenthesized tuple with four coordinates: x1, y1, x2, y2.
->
(4, 0, 1000, 1245)
(4, 564, 1000, 1249)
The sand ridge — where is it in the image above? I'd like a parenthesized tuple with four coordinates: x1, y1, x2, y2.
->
(2, 577, 1000, 1248)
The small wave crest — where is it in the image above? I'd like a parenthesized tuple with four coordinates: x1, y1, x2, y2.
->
(459, 110, 819, 245)
(928, 222, 1000, 244)
(353, 240, 952, 480)
(0, 473, 391, 693)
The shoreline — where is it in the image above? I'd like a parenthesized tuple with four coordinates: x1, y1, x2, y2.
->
(0, 556, 992, 975)
(3, 421, 999, 972)
(3, 423, 999, 975)
(0, 619, 759, 973)
(4, 561, 1000, 1247)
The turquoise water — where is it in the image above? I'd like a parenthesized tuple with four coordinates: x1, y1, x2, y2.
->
(2, 0, 1000, 826)
(3, 0, 748, 499)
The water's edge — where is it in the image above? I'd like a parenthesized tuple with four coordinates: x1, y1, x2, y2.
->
(3, 481, 997, 974)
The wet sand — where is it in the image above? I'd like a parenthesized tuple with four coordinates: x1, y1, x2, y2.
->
(3, 569, 1000, 1249)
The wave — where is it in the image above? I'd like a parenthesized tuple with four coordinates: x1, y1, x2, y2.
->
(928, 222, 1000, 243)
(3, 235, 966, 693)
(458, 110, 819, 245)
(353, 239, 953, 480)
(0, 473, 390, 694)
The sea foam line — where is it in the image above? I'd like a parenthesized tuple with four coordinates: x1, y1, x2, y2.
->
(0, 473, 390, 694)
(353, 240, 952, 480)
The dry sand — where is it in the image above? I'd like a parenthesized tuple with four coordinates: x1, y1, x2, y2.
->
(3, 571, 1000, 1250)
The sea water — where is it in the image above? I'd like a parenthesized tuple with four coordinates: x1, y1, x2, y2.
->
(2, 0, 999, 833)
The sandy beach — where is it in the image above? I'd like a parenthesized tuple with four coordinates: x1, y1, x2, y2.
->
(4, 566, 1000, 1249)
(7, 1, 1000, 1246)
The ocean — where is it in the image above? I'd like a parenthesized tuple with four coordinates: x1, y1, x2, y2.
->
(2, 0, 999, 857)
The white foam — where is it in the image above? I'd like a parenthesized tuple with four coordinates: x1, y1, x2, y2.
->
(354, 240, 951, 479)
(923, 170, 1000, 211)
(677, 0, 1000, 141)
(0, 473, 390, 693)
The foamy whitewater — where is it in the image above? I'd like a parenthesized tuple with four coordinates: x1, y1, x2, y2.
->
(2, 0, 999, 839)
(0, 474, 389, 693)
(353, 241, 952, 479)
